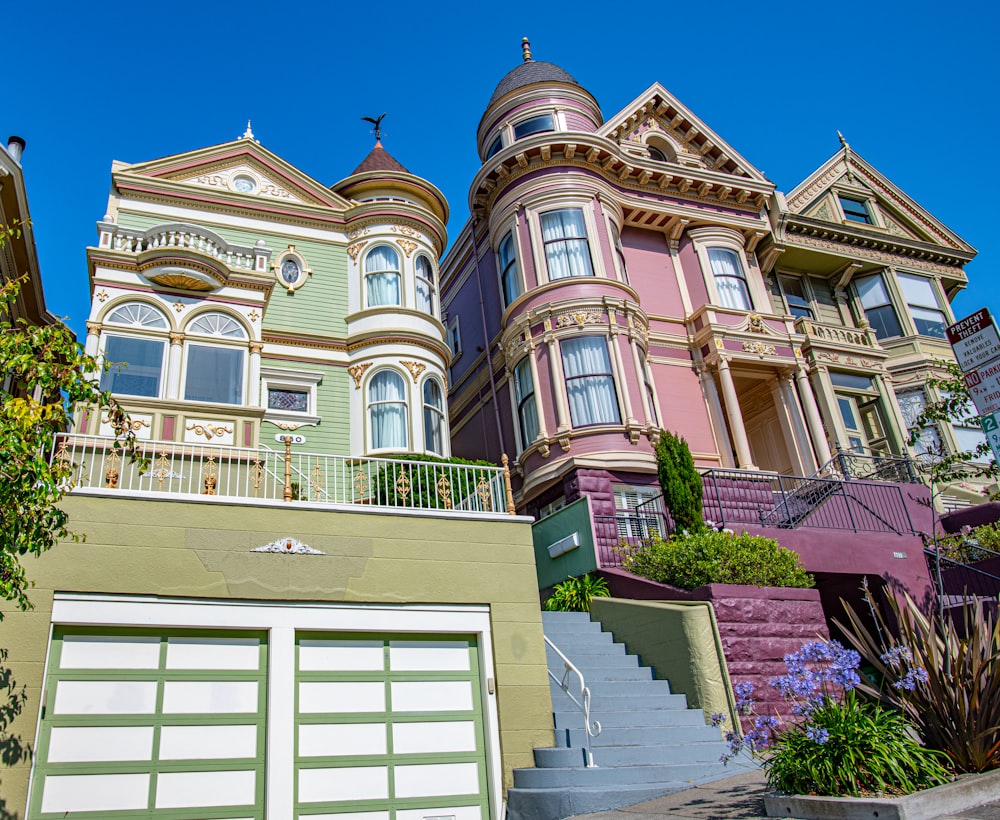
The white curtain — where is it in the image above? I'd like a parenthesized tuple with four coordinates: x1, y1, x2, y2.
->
(369, 371, 407, 450)
(561, 337, 620, 427)
(416, 256, 434, 313)
(365, 246, 401, 307)
(514, 359, 539, 446)
(423, 380, 444, 454)
(542, 210, 593, 279)
(708, 248, 751, 310)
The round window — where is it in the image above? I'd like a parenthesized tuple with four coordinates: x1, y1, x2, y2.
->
(232, 174, 257, 194)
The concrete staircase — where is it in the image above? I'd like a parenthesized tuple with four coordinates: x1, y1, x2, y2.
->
(505, 611, 740, 820)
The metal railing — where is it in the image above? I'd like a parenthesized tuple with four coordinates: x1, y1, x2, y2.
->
(819, 449, 918, 484)
(544, 635, 601, 767)
(926, 548, 1000, 628)
(702, 468, 915, 534)
(592, 513, 670, 568)
(51, 433, 515, 516)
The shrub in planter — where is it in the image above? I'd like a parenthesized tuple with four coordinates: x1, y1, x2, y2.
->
(623, 529, 813, 590)
(718, 641, 952, 797)
(838, 589, 1000, 773)
(544, 574, 610, 613)
(655, 430, 703, 533)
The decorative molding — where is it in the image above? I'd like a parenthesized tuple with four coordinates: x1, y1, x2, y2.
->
(172, 300, 186, 313)
(169, 332, 184, 345)
(248, 309, 260, 322)
(252, 537, 325, 555)
(742, 341, 776, 357)
(396, 239, 418, 258)
(347, 242, 368, 262)
(86, 321, 103, 335)
(95, 289, 110, 303)
(348, 362, 373, 389)
(103, 415, 150, 432)
(185, 422, 233, 440)
(249, 342, 265, 354)
(391, 225, 419, 238)
(348, 227, 370, 240)
(274, 421, 303, 431)
(400, 360, 427, 383)
(747, 314, 766, 333)
(556, 310, 603, 329)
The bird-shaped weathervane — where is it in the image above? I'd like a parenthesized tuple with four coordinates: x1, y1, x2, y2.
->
(362, 113, 387, 143)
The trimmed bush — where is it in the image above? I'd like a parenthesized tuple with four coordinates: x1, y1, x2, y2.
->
(623, 529, 813, 590)
(655, 430, 703, 533)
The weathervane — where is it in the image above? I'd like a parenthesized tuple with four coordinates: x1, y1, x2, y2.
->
(361, 113, 387, 143)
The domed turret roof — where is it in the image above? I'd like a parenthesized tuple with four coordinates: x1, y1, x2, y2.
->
(486, 38, 582, 108)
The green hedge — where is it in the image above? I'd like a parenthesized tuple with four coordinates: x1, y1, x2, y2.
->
(623, 529, 813, 590)
(371, 452, 499, 510)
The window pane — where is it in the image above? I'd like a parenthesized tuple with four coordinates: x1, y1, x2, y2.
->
(513, 115, 553, 140)
(184, 345, 244, 405)
(100, 336, 164, 398)
(837, 396, 859, 430)
(367, 272, 400, 307)
(856, 275, 890, 309)
(561, 338, 620, 427)
(268, 389, 308, 412)
(866, 304, 902, 340)
(779, 276, 812, 319)
(897, 273, 938, 308)
(829, 372, 874, 391)
(910, 306, 947, 338)
(839, 195, 872, 224)
(542, 210, 593, 280)
(107, 303, 168, 329)
(514, 359, 539, 448)
(485, 134, 503, 159)
(500, 233, 520, 306)
(369, 371, 407, 450)
(708, 248, 751, 310)
(423, 380, 443, 455)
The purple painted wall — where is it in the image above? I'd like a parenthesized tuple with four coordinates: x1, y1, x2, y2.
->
(678, 237, 709, 307)
(620, 227, 681, 316)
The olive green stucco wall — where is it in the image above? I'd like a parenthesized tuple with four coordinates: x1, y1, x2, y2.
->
(0, 494, 553, 817)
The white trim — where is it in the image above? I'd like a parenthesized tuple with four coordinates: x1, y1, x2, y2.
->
(260, 366, 323, 426)
(46, 595, 503, 820)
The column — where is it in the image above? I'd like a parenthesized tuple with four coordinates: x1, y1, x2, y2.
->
(715, 356, 755, 469)
(874, 372, 910, 455)
(607, 327, 635, 425)
(526, 342, 549, 439)
(166, 332, 184, 400)
(770, 377, 809, 475)
(795, 364, 833, 464)
(698, 365, 733, 467)
(628, 333, 653, 426)
(545, 326, 571, 432)
(779, 372, 817, 473)
(248, 342, 263, 406)
(85, 321, 102, 358)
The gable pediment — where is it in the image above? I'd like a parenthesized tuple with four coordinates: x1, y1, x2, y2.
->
(599, 83, 770, 184)
(114, 138, 352, 211)
(787, 149, 974, 253)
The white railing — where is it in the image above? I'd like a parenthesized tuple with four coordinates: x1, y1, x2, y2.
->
(544, 635, 601, 767)
(51, 434, 515, 516)
(109, 224, 262, 271)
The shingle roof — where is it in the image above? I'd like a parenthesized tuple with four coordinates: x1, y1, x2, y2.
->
(349, 142, 410, 176)
(487, 61, 581, 108)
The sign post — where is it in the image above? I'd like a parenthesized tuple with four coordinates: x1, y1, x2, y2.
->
(947, 309, 1000, 465)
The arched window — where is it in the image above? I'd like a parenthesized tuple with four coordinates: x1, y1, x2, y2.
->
(183, 312, 247, 405)
(369, 370, 408, 450)
(100, 302, 169, 398)
(365, 246, 401, 307)
(645, 135, 677, 163)
(415, 255, 435, 315)
(707, 248, 752, 311)
(423, 379, 445, 455)
(561, 337, 620, 427)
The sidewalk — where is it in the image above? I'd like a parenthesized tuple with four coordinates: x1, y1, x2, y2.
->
(565, 769, 1000, 820)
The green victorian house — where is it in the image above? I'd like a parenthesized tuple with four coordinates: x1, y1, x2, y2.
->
(0, 127, 553, 820)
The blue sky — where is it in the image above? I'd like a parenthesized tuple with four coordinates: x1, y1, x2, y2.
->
(6, 0, 998, 339)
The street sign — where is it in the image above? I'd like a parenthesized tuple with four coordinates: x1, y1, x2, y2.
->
(964, 360, 1000, 417)
(947, 308, 1000, 372)
(980, 412, 1000, 466)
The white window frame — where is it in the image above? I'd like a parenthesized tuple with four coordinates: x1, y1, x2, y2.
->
(363, 245, 403, 309)
(534, 205, 598, 282)
(896, 272, 949, 339)
(180, 312, 250, 407)
(366, 368, 409, 453)
(273, 246, 311, 293)
(447, 315, 462, 361)
(260, 367, 322, 426)
(421, 376, 447, 456)
(560, 335, 622, 428)
(511, 356, 540, 451)
(414, 254, 437, 316)
(497, 230, 522, 308)
(99, 332, 169, 400)
(688, 227, 763, 312)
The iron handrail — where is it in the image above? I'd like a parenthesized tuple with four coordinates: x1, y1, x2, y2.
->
(544, 635, 601, 767)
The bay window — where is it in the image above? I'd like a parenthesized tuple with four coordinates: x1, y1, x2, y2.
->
(897, 273, 947, 338)
(183, 313, 247, 405)
(415, 255, 435, 315)
(541, 209, 594, 280)
(856, 274, 902, 339)
(499, 232, 521, 307)
(365, 246, 401, 307)
(101, 336, 166, 398)
(513, 358, 539, 449)
(369, 370, 407, 450)
(561, 337, 620, 427)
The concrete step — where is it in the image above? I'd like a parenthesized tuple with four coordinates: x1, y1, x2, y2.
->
(513, 760, 730, 788)
(545, 632, 619, 650)
(553, 707, 706, 730)
(555, 724, 721, 748)
(545, 650, 640, 668)
(549, 666, 654, 684)
(505, 782, 693, 820)
(584, 692, 690, 711)
(551, 679, 669, 699)
(593, 741, 728, 767)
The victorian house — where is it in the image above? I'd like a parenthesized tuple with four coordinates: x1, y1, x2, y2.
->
(1, 128, 552, 820)
(439, 42, 978, 614)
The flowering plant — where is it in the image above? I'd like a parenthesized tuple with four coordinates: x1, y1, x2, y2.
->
(715, 640, 951, 796)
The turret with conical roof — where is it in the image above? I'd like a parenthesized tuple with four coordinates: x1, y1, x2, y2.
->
(476, 38, 603, 162)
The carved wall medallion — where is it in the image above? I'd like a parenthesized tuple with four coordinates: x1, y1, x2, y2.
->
(742, 341, 776, 356)
(400, 360, 427, 382)
(95, 289, 110, 303)
(248, 309, 260, 323)
(185, 422, 233, 440)
(391, 225, 419, 237)
(348, 227, 370, 240)
(103, 415, 150, 432)
(172, 300, 186, 313)
(252, 537, 325, 555)
(396, 239, 418, 258)
(747, 314, 766, 333)
(275, 421, 303, 431)
(348, 362, 373, 389)
(347, 242, 368, 262)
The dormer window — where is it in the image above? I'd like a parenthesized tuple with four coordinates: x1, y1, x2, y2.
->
(513, 114, 554, 141)
(839, 195, 873, 225)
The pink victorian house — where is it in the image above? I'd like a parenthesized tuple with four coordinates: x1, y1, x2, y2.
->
(440, 41, 979, 614)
